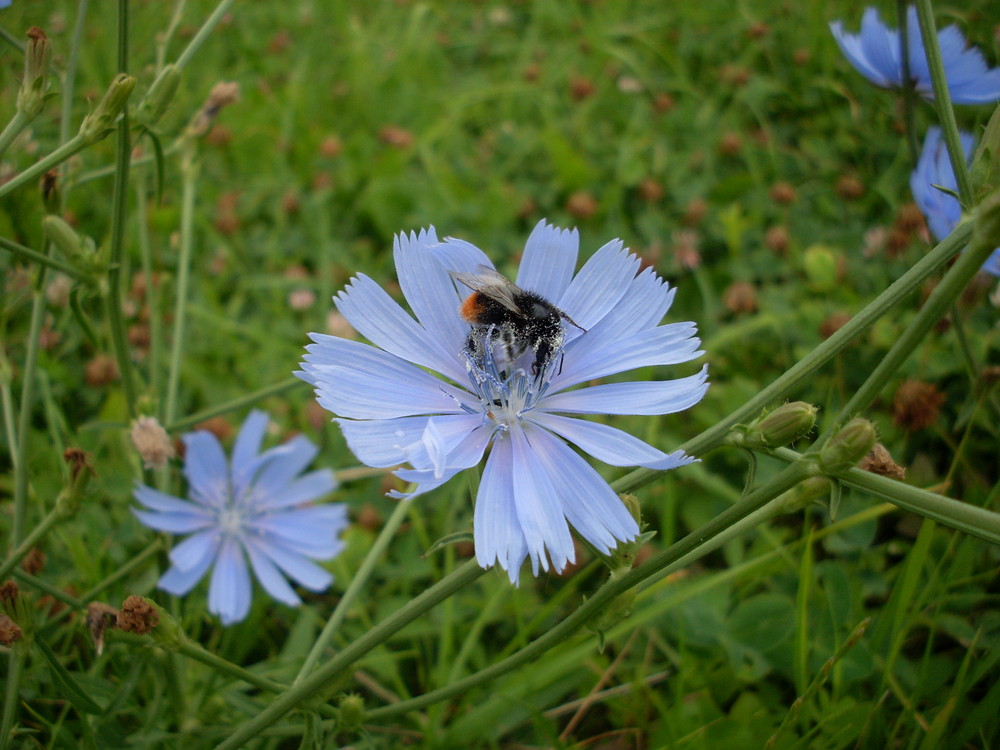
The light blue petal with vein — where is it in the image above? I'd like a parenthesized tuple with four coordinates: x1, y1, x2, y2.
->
(572, 268, 676, 353)
(256, 469, 336, 508)
(133, 485, 211, 518)
(169, 529, 220, 572)
(250, 435, 318, 502)
(335, 273, 464, 380)
(132, 508, 214, 534)
(557, 240, 638, 330)
(552, 322, 702, 390)
(158, 555, 212, 595)
(209, 537, 252, 625)
(473, 434, 527, 584)
(181, 432, 229, 508)
(543, 365, 709, 415)
(983, 250, 1000, 277)
(230, 410, 269, 497)
(246, 544, 301, 606)
(526, 424, 639, 549)
(389, 422, 493, 498)
(253, 506, 347, 556)
(311, 362, 470, 419)
(509, 425, 574, 576)
(252, 537, 333, 591)
(515, 219, 579, 302)
(336, 415, 431, 466)
(436, 237, 495, 275)
(531, 411, 695, 470)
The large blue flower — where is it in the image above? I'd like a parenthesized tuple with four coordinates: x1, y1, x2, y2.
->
(133, 411, 346, 625)
(830, 6, 1000, 104)
(910, 127, 1000, 276)
(299, 221, 708, 583)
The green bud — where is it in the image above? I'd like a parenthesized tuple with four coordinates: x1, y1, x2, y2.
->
(0, 580, 34, 641)
(818, 418, 877, 475)
(56, 447, 95, 519)
(972, 190, 1000, 252)
(79, 74, 137, 144)
(605, 494, 642, 570)
(337, 694, 365, 730)
(17, 27, 52, 119)
(739, 401, 818, 450)
(774, 476, 831, 514)
(971, 105, 1000, 200)
(587, 567, 636, 651)
(136, 64, 182, 128)
(802, 244, 839, 291)
(42, 215, 84, 259)
(119, 596, 187, 650)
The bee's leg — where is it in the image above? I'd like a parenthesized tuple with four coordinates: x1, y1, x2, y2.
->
(532, 338, 552, 377)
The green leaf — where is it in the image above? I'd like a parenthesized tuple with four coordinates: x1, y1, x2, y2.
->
(35, 635, 106, 715)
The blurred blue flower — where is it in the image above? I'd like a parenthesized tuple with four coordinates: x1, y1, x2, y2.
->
(830, 6, 1000, 104)
(133, 411, 345, 625)
(299, 221, 708, 583)
(0, 1, 11, 8)
(910, 127, 1000, 277)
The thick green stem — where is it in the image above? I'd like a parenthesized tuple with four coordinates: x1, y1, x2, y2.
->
(0, 236, 89, 281)
(0, 134, 89, 200)
(914, 0, 972, 206)
(295, 500, 411, 683)
(175, 0, 237, 69)
(1, 652, 25, 750)
(214, 561, 487, 750)
(0, 110, 31, 159)
(615, 222, 971, 493)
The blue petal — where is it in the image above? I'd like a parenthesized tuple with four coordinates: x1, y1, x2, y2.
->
(515, 220, 579, 303)
(251, 505, 348, 557)
(983, 250, 1000, 277)
(336, 413, 484, 468)
(436, 237, 495, 274)
(158, 533, 217, 595)
(133, 507, 214, 534)
(557, 240, 639, 331)
(530, 412, 696, 470)
(260, 469, 337, 509)
(231, 410, 270, 498)
(542, 365, 710, 415)
(509, 426, 575, 576)
(250, 537, 333, 592)
(248, 435, 318, 504)
(525, 426, 640, 550)
(389, 421, 494, 499)
(473, 434, 527, 583)
(570, 267, 676, 353)
(133, 484, 211, 518)
(245, 544, 301, 606)
(334, 273, 466, 381)
(182, 432, 229, 509)
(208, 537, 252, 625)
(169, 529, 221, 572)
(552, 322, 703, 391)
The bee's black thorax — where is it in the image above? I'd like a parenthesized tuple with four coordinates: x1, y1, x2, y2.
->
(465, 289, 565, 376)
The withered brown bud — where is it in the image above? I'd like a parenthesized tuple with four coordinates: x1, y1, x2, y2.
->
(63, 447, 94, 482)
(819, 311, 852, 339)
(893, 380, 944, 431)
(0, 615, 22, 647)
(356, 502, 382, 532)
(836, 174, 865, 200)
(116, 595, 159, 634)
(653, 92, 675, 113)
(569, 76, 595, 101)
(21, 547, 45, 576)
(638, 178, 664, 202)
(895, 202, 926, 233)
(0, 580, 19, 607)
(682, 197, 708, 226)
(719, 132, 742, 157)
(378, 125, 414, 149)
(195, 416, 235, 442)
(87, 602, 119, 654)
(566, 191, 598, 219)
(85, 354, 120, 386)
(319, 135, 342, 158)
(769, 181, 797, 205)
(859, 443, 906, 480)
(130, 416, 175, 470)
(723, 280, 758, 315)
(764, 225, 790, 255)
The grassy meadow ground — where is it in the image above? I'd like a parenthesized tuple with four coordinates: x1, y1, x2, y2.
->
(1, 0, 1000, 747)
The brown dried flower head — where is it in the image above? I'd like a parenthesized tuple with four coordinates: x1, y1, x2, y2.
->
(116, 595, 159, 634)
(0, 615, 22, 647)
(859, 443, 906, 480)
(87, 602, 119, 654)
(892, 379, 944, 431)
(131, 416, 175, 470)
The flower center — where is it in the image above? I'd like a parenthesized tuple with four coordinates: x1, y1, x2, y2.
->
(217, 503, 248, 538)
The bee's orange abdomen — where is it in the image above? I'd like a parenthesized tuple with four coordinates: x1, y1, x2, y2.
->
(460, 292, 486, 323)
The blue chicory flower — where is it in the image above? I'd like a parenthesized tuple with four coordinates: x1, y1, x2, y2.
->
(830, 6, 1000, 104)
(910, 126, 1000, 276)
(133, 411, 346, 625)
(298, 220, 709, 584)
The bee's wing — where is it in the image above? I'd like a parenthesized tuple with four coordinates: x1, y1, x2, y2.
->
(449, 267, 523, 315)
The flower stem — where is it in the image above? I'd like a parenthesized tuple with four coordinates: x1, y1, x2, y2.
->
(213, 561, 487, 750)
(0, 652, 25, 750)
(914, 0, 972, 206)
(0, 134, 90, 201)
(0, 110, 30, 160)
(618, 220, 972, 492)
(165, 377, 304, 432)
(175, 0, 237, 70)
(295, 500, 411, 683)
(0, 504, 66, 581)
(164, 146, 198, 427)
(0, 236, 89, 281)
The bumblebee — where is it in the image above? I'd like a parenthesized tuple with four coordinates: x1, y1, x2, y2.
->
(451, 267, 585, 376)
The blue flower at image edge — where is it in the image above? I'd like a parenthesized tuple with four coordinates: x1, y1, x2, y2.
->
(298, 221, 709, 583)
(911, 127, 1000, 277)
(133, 411, 346, 625)
(830, 6, 1000, 104)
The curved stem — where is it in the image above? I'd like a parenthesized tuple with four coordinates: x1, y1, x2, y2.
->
(0, 110, 30, 160)
(295, 499, 411, 683)
(0, 236, 89, 281)
(0, 134, 89, 200)
(175, 0, 237, 70)
(166, 377, 303, 432)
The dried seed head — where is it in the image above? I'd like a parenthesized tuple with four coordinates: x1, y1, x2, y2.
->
(859, 443, 906, 480)
(116, 595, 159, 634)
(892, 380, 944, 431)
(131, 416, 175, 470)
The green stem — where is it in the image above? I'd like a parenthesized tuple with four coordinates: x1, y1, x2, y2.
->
(0, 110, 31, 160)
(0, 504, 66, 581)
(914, 0, 972, 206)
(156, 0, 188, 70)
(0, 24, 25, 53)
(214, 561, 487, 750)
(0, 352, 17, 463)
(134, 173, 164, 407)
(365, 462, 813, 723)
(11, 270, 49, 548)
(615, 222, 971, 494)
(0, 134, 90, 200)
(295, 500, 411, 683)
(1, 651, 25, 750)
(79, 540, 164, 602)
(175, 0, 237, 70)
(164, 148, 198, 427)
(827, 219, 997, 432)
(166, 377, 304, 432)
(177, 640, 286, 694)
(61, 1, 90, 174)
(13, 569, 84, 609)
(0, 236, 89, 281)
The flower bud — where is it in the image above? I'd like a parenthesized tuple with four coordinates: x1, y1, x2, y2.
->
(739, 401, 817, 450)
(337, 694, 365, 731)
(972, 105, 1000, 200)
(42, 215, 86, 260)
(802, 244, 839, 291)
(79, 74, 137, 144)
(774, 476, 831, 514)
(136, 64, 182, 128)
(818, 418, 878, 475)
(130, 416, 175, 470)
(117, 596, 185, 650)
(17, 27, 52, 119)
(972, 189, 1000, 252)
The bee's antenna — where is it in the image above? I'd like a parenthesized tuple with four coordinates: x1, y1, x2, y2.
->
(560, 310, 587, 333)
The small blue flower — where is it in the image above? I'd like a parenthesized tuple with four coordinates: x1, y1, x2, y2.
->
(299, 221, 708, 583)
(910, 127, 1000, 276)
(133, 411, 345, 625)
(830, 6, 1000, 104)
